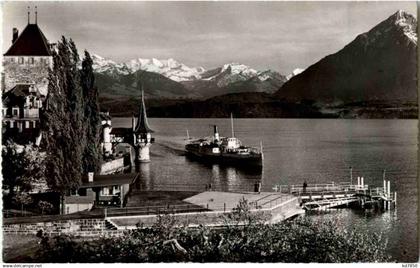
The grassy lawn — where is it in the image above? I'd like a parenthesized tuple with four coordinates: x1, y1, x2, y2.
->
(3, 234, 41, 263)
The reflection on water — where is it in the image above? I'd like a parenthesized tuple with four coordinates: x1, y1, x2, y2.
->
(134, 162, 152, 190)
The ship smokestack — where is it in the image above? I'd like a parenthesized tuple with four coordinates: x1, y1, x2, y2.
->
(214, 125, 220, 142)
(12, 28, 18, 43)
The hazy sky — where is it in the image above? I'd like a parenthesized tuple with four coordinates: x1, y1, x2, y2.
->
(2, 1, 417, 74)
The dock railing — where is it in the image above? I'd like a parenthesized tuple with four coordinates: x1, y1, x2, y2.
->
(273, 178, 397, 211)
(106, 193, 294, 217)
(273, 182, 369, 195)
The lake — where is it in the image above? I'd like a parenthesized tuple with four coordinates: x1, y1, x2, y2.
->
(113, 118, 418, 262)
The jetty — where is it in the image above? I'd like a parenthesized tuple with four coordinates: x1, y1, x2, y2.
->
(3, 171, 397, 236)
(273, 176, 397, 211)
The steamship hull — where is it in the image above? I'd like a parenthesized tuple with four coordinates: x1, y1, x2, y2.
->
(185, 144, 263, 167)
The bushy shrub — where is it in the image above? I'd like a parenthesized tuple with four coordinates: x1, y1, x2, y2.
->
(36, 201, 391, 263)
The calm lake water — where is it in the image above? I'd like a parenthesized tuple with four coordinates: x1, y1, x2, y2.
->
(113, 118, 418, 262)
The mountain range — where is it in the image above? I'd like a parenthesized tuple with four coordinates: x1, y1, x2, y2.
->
(98, 10, 417, 118)
(92, 55, 289, 99)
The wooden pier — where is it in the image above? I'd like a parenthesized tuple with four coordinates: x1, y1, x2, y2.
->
(273, 176, 397, 211)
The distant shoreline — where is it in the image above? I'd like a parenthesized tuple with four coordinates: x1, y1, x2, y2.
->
(100, 95, 418, 119)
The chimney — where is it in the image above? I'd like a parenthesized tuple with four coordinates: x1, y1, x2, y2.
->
(12, 28, 18, 43)
(88, 172, 94, 182)
(214, 125, 220, 141)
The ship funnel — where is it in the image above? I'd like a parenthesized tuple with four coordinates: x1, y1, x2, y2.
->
(213, 125, 220, 142)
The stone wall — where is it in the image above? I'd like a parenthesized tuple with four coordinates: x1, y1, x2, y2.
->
(3, 56, 52, 95)
(3, 218, 107, 235)
(100, 157, 125, 175)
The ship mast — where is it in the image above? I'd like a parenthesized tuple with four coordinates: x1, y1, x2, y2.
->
(231, 113, 235, 138)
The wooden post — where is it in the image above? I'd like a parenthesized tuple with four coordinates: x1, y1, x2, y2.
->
(382, 180, 386, 195)
(383, 169, 386, 196)
(387, 180, 391, 198)
(394, 192, 397, 207)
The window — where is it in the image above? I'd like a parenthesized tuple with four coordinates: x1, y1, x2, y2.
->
(12, 107, 19, 117)
(2, 108, 7, 117)
(25, 121, 29, 128)
(102, 187, 109, 196)
(10, 58, 15, 63)
(30, 57, 35, 64)
(18, 57, 24, 64)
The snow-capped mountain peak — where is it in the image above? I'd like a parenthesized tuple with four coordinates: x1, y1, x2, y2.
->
(91, 54, 206, 81)
(91, 55, 286, 89)
(393, 10, 417, 44)
(221, 63, 258, 77)
(90, 53, 129, 75)
(286, 68, 305, 80)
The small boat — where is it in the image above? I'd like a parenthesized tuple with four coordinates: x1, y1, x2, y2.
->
(185, 114, 263, 167)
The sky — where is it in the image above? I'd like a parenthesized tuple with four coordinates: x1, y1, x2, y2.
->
(2, 1, 418, 74)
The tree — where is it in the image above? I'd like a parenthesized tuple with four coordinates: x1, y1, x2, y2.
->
(41, 37, 102, 213)
(38, 200, 54, 214)
(41, 37, 86, 196)
(80, 51, 102, 173)
(13, 192, 32, 216)
(2, 140, 45, 199)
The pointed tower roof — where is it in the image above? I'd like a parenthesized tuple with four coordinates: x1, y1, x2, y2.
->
(4, 23, 51, 56)
(134, 90, 153, 134)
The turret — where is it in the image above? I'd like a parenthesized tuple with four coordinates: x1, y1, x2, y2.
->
(133, 90, 154, 163)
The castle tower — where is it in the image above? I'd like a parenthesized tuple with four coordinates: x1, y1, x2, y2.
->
(3, 7, 53, 95)
(132, 90, 154, 163)
(2, 7, 52, 145)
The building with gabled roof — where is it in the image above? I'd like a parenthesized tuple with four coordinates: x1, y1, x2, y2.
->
(2, 9, 53, 96)
(4, 23, 52, 57)
(2, 9, 52, 145)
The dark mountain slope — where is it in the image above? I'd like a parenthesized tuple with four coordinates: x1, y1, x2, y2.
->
(276, 10, 417, 103)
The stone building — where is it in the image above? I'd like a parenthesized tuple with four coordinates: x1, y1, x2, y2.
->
(2, 11, 52, 145)
(3, 14, 53, 95)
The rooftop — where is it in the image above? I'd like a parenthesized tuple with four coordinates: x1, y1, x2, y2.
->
(80, 173, 139, 188)
(4, 24, 51, 56)
(2, 84, 43, 107)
